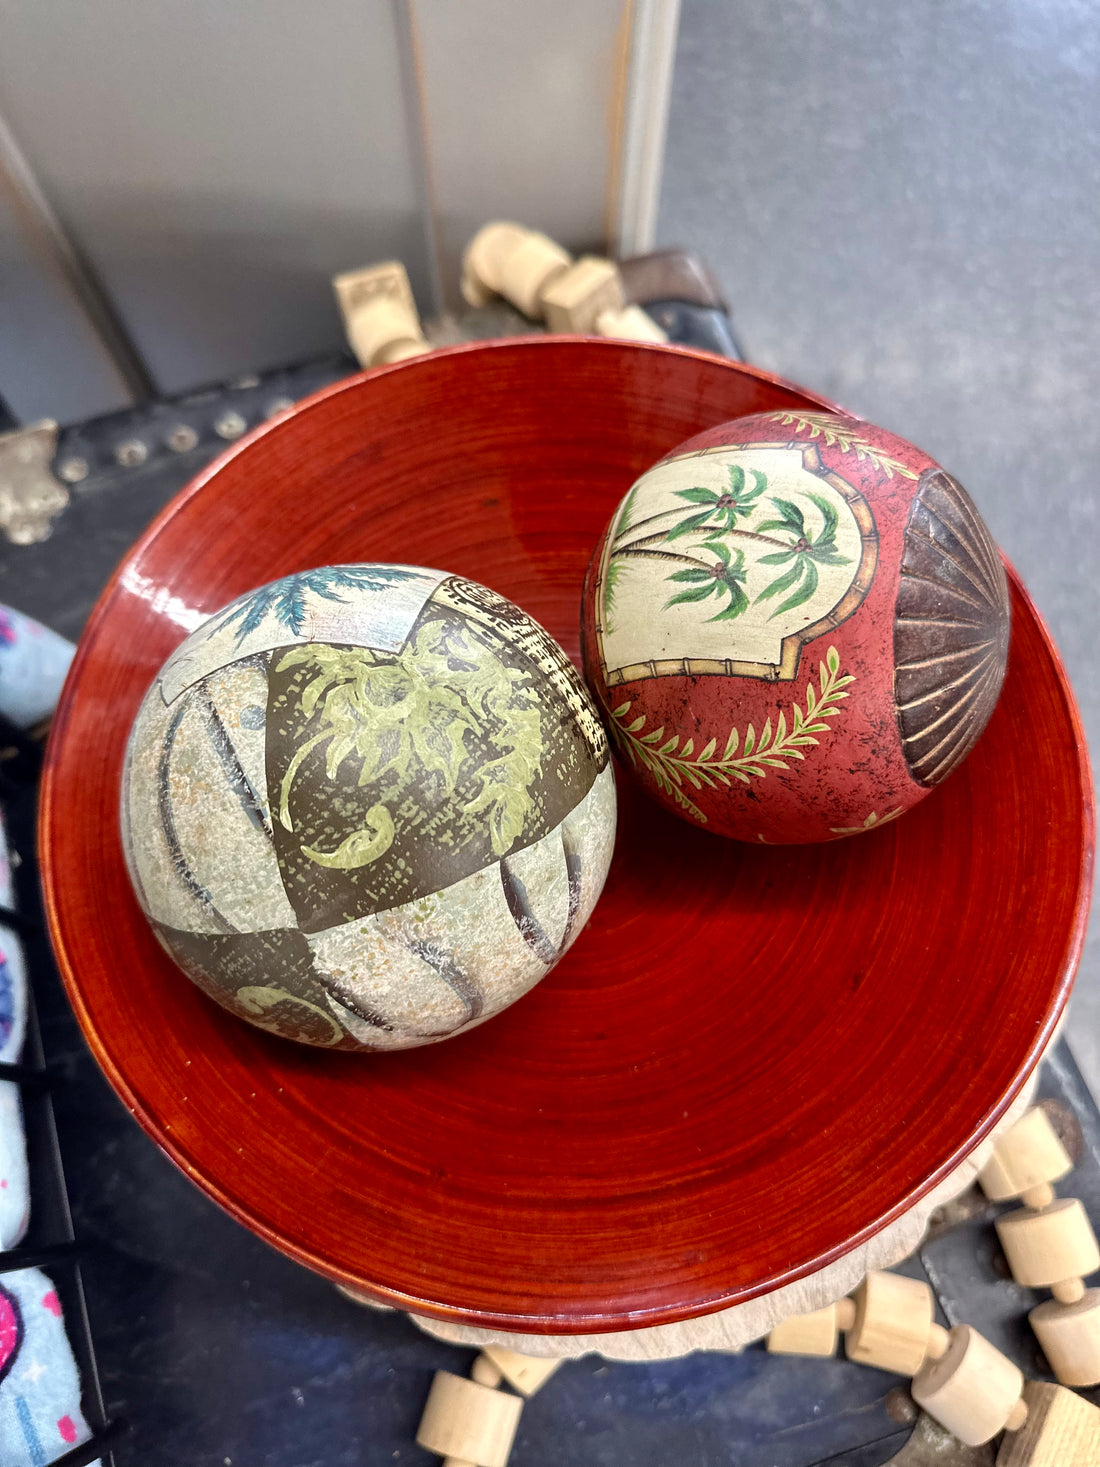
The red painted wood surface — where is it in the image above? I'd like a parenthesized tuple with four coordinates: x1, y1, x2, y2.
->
(40, 339, 1094, 1334)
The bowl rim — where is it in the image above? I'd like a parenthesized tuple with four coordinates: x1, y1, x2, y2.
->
(39, 337, 1096, 1333)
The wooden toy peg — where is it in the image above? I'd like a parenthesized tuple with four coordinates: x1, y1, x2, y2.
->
(843, 1271, 937, 1375)
(995, 1198, 1100, 1291)
(979, 1107, 1073, 1203)
(461, 222, 530, 307)
(996, 1380, 1100, 1466)
(332, 261, 430, 368)
(481, 1346, 562, 1397)
(461, 224, 572, 319)
(1029, 1288, 1100, 1387)
(911, 1324, 1027, 1446)
(417, 1370, 522, 1467)
(539, 257, 624, 334)
(471, 1354, 504, 1388)
(767, 1302, 841, 1357)
(498, 231, 572, 318)
(594, 304, 669, 343)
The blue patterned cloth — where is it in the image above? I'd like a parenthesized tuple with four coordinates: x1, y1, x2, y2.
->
(0, 1269, 99, 1466)
(0, 607, 74, 731)
(0, 807, 28, 1253)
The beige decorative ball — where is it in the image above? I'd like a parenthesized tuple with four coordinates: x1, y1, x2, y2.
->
(121, 565, 615, 1050)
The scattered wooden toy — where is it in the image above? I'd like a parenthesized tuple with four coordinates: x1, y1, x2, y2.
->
(417, 1349, 561, 1467)
(981, 1105, 1100, 1388)
(333, 261, 430, 367)
(766, 1106, 1100, 1453)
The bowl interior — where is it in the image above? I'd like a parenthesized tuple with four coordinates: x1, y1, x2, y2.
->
(42, 339, 1093, 1333)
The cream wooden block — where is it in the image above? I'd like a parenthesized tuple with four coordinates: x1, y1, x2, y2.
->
(496, 232, 572, 318)
(346, 295, 427, 369)
(767, 1303, 839, 1357)
(996, 1380, 1100, 1466)
(995, 1198, 1100, 1290)
(417, 1371, 522, 1467)
(376, 338, 430, 364)
(482, 1345, 562, 1396)
(979, 1108, 1073, 1202)
(461, 222, 531, 306)
(471, 1354, 504, 1388)
(911, 1324, 1025, 1446)
(539, 257, 624, 334)
(1030, 1289, 1100, 1387)
(332, 261, 428, 369)
(595, 304, 669, 343)
(844, 1271, 935, 1375)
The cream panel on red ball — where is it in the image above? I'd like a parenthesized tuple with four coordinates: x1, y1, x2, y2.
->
(581, 411, 1010, 844)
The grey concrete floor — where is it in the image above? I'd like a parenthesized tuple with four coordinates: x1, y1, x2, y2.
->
(658, 0, 1099, 1091)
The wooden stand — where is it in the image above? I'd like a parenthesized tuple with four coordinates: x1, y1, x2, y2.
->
(996, 1199, 1100, 1293)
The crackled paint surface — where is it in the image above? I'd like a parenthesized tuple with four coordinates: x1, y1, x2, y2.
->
(582, 412, 1009, 843)
(122, 566, 615, 1050)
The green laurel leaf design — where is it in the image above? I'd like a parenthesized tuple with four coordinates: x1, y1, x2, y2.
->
(606, 647, 854, 823)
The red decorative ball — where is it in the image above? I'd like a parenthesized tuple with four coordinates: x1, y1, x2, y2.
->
(581, 410, 1011, 843)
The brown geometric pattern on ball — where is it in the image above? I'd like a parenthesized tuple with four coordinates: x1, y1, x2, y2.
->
(266, 598, 604, 933)
(122, 566, 616, 1049)
(894, 468, 1011, 787)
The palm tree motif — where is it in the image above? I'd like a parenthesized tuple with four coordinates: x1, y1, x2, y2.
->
(606, 465, 851, 627)
(663, 464, 768, 539)
(213, 566, 417, 644)
(665, 541, 748, 621)
(754, 493, 851, 618)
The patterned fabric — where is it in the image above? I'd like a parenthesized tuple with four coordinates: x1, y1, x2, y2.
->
(0, 807, 29, 1252)
(0, 608, 75, 731)
(0, 1270, 100, 1466)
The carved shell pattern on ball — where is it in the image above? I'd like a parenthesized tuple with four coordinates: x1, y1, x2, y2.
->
(122, 566, 614, 1050)
(894, 467, 1011, 785)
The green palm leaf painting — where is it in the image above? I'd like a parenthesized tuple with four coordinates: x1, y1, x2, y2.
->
(753, 491, 850, 617)
(214, 566, 418, 644)
(605, 462, 852, 627)
(607, 647, 853, 823)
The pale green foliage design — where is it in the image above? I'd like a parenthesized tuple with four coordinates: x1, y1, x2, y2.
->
(276, 619, 544, 867)
(608, 646, 854, 823)
(764, 411, 918, 480)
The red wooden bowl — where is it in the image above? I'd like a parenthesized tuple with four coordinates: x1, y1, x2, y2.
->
(41, 339, 1094, 1335)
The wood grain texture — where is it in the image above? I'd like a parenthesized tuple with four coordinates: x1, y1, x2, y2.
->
(39, 339, 1094, 1335)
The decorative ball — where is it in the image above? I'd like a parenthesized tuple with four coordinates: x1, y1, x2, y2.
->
(122, 565, 615, 1050)
(581, 410, 1010, 842)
